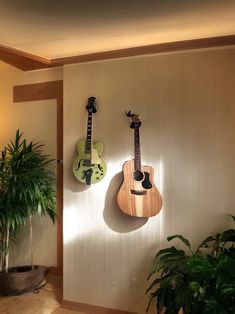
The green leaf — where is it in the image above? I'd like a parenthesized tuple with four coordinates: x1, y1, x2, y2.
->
(167, 234, 192, 251)
(189, 281, 200, 292)
(197, 235, 216, 251)
(220, 229, 235, 244)
(229, 215, 235, 222)
(146, 277, 162, 294)
(187, 256, 213, 273)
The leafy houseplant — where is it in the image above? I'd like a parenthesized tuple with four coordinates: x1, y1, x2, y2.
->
(146, 216, 235, 314)
(0, 130, 56, 294)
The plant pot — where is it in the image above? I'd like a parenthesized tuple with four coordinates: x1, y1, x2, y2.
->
(0, 265, 47, 295)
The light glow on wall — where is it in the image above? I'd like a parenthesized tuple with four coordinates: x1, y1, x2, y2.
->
(64, 157, 164, 245)
(63, 158, 128, 245)
(157, 159, 166, 245)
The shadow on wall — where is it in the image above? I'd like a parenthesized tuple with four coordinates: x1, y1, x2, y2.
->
(103, 172, 148, 233)
(67, 140, 148, 233)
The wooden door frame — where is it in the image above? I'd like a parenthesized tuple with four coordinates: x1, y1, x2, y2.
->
(13, 80, 63, 275)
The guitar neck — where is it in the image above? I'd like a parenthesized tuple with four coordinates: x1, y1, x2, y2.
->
(134, 128, 141, 170)
(85, 112, 93, 154)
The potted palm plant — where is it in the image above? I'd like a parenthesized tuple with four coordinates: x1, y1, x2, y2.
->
(146, 215, 235, 313)
(0, 130, 56, 295)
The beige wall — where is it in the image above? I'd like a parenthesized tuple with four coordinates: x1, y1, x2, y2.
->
(0, 47, 234, 313)
(0, 65, 63, 267)
(63, 48, 235, 313)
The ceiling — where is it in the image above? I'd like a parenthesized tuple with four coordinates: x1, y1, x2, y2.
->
(0, 0, 235, 59)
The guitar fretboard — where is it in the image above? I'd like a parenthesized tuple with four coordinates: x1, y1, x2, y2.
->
(85, 112, 92, 155)
(134, 128, 141, 170)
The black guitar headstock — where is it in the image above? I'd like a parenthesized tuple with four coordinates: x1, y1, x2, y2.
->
(126, 111, 141, 129)
(86, 96, 97, 113)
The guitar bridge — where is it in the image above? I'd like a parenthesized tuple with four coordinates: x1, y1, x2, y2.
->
(131, 190, 147, 196)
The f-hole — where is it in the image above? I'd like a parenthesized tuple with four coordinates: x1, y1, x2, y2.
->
(133, 170, 144, 181)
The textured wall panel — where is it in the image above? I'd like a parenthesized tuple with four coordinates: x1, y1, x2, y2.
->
(64, 48, 235, 313)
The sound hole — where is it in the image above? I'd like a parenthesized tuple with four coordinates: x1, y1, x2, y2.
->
(133, 170, 144, 181)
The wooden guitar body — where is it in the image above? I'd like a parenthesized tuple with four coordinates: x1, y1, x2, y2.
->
(117, 160, 162, 217)
(73, 139, 107, 184)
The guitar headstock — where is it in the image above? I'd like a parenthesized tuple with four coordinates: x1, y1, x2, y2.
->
(126, 111, 141, 129)
(86, 96, 97, 113)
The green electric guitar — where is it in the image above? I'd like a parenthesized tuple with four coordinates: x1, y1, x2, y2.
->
(73, 96, 107, 185)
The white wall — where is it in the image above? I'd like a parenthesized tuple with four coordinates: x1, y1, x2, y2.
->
(0, 65, 63, 267)
(63, 47, 235, 313)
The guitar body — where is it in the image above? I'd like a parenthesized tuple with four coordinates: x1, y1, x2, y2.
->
(73, 139, 107, 184)
(117, 160, 162, 217)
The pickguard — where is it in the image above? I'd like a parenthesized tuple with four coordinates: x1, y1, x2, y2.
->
(142, 172, 152, 189)
(91, 148, 101, 164)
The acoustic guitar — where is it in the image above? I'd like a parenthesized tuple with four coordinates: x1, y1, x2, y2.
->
(72, 97, 107, 185)
(117, 111, 162, 217)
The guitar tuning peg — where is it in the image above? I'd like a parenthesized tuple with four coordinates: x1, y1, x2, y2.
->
(125, 111, 132, 117)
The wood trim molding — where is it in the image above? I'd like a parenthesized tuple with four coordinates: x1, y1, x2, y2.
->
(1, 35, 235, 71)
(62, 300, 138, 314)
(13, 80, 63, 275)
(52, 34, 235, 65)
(13, 80, 63, 102)
(0, 43, 55, 71)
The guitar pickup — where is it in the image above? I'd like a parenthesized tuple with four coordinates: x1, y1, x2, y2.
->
(83, 160, 95, 166)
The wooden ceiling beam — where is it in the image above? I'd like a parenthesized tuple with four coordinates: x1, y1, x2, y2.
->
(0, 43, 54, 71)
(0, 35, 235, 71)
